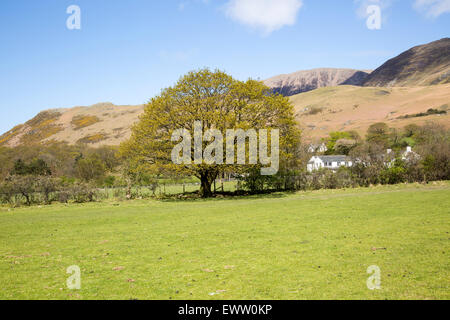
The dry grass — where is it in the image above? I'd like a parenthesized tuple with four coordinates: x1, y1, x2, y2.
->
(290, 84, 450, 140)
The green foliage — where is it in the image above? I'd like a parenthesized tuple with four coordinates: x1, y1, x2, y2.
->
(121, 69, 301, 197)
(403, 124, 421, 138)
(366, 122, 390, 147)
(11, 158, 51, 176)
(0, 142, 120, 187)
(381, 160, 407, 185)
(103, 175, 116, 187)
(326, 132, 352, 152)
(75, 156, 107, 183)
(325, 131, 360, 155)
(398, 108, 447, 119)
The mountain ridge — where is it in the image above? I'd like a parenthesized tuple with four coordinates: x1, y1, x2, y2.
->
(263, 68, 371, 96)
(363, 38, 450, 87)
(1, 38, 449, 147)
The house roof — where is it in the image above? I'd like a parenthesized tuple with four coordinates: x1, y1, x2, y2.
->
(317, 155, 351, 162)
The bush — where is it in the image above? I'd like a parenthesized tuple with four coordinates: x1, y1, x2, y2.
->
(381, 163, 406, 185)
(35, 176, 58, 204)
(103, 175, 116, 187)
(69, 182, 96, 203)
(10, 175, 37, 206)
(0, 181, 15, 205)
(75, 157, 106, 183)
(57, 190, 71, 204)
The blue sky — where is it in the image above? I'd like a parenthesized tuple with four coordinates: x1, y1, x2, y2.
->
(0, 0, 449, 134)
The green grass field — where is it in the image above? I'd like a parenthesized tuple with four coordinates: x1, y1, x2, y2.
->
(0, 182, 449, 300)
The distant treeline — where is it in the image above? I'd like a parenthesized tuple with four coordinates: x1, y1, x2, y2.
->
(397, 108, 447, 119)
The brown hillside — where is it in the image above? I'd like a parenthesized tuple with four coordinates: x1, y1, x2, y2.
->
(0, 103, 145, 147)
(363, 38, 450, 87)
(290, 84, 450, 141)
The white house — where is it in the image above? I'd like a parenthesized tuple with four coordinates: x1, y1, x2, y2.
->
(402, 146, 420, 161)
(307, 155, 353, 172)
(385, 146, 420, 168)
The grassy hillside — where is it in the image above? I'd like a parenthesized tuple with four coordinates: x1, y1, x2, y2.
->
(0, 182, 449, 300)
(0, 103, 145, 147)
(1, 83, 449, 146)
(290, 84, 450, 140)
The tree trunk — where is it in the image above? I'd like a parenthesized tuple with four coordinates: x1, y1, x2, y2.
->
(200, 174, 213, 198)
(199, 170, 218, 198)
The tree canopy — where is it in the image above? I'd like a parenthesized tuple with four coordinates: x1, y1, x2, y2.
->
(120, 69, 301, 197)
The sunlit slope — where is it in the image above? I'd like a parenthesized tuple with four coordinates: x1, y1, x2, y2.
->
(290, 84, 450, 140)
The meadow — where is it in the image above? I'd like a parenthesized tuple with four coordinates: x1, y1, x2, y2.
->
(0, 182, 449, 300)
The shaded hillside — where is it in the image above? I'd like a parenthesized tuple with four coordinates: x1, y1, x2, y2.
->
(290, 84, 450, 140)
(264, 68, 371, 96)
(363, 38, 450, 87)
(0, 103, 145, 147)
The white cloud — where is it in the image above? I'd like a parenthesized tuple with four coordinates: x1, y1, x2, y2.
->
(413, 0, 450, 18)
(224, 0, 303, 35)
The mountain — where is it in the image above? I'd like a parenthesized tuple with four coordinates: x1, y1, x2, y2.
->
(264, 68, 371, 96)
(2, 84, 448, 147)
(290, 84, 450, 140)
(1, 39, 449, 147)
(363, 38, 450, 87)
(0, 103, 145, 147)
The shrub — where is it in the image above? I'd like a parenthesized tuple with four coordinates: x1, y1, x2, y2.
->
(71, 115, 101, 130)
(0, 181, 15, 204)
(10, 175, 37, 206)
(75, 157, 106, 183)
(304, 106, 324, 115)
(381, 163, 406, 185)
(69, 182, 96, 203)
(35, 176, 58, 204)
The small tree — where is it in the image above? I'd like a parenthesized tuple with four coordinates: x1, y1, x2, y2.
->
(75, 156, 106, 183)
(11, 158, 51, 176)
(12, 159, 29, 175)
(35, 176, 57, 204)
(0, 181, 15, 205)
(29, 159, 52, 176)
(366, 123, 390, 147)
(10, 175, 36, 206)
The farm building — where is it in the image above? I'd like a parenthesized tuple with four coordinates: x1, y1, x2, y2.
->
(307, 155, 353, 172)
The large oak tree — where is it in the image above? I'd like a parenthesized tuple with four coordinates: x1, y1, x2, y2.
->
(120, 69, 301, 197)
